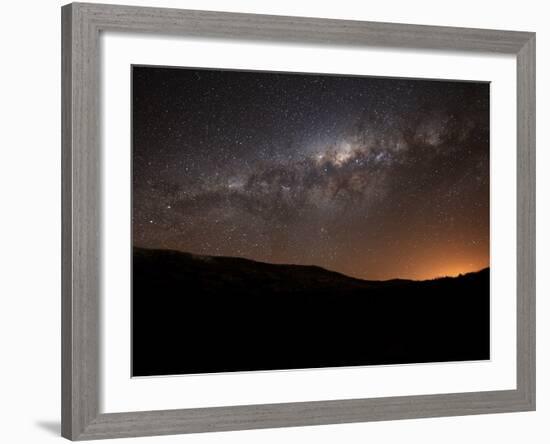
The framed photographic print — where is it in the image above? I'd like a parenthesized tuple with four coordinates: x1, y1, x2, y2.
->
(61, 2, 535, 440)
(131, 66, 492, 377)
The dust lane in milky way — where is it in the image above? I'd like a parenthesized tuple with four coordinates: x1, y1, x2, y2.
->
(132, 66, 489, 281)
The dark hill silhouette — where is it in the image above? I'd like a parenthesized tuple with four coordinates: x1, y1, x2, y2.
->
(132, 247, 490, 376)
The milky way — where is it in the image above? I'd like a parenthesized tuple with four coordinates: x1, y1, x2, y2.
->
(132, 66, 489, 280)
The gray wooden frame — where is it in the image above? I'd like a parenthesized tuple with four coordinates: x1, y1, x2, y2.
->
(61, 2, 536, 440)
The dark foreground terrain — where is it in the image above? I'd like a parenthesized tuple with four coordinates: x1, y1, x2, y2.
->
(132, 247, 490, 376)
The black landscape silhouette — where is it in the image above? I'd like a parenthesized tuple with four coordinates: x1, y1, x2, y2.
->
(132, 247, 490, 377)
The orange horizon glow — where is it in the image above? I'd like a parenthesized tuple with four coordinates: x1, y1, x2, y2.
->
(342, 261, 489, 282)
(342, 244, 490, 281)
(400, 262, 489, 281)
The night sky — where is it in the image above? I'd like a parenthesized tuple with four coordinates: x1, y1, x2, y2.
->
(132, 66, 489, 281)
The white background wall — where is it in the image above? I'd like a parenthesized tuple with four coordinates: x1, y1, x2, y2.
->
(0, 1, 546, 443)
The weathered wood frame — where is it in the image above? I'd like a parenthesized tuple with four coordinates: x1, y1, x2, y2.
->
(62, 2, 536, 440)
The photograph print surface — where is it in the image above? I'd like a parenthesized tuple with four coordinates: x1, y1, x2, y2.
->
(132, 66, 490, 377)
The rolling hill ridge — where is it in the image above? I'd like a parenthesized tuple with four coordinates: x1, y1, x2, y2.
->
(132, 247, 490, 376)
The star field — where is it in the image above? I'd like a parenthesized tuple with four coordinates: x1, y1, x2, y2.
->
(132, 66, 489, 280)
